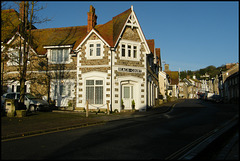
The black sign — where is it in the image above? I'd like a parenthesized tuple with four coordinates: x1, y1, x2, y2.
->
(118, 67, 142, 73)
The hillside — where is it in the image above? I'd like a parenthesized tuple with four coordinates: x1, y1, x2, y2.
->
(180, 65, 227, 80)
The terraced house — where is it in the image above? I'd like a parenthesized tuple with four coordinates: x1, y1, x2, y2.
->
(1, 5, 161, 112)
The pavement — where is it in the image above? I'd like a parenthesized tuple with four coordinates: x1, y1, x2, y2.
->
(1, 100, 179, 141)
(1, 99, 238, 160)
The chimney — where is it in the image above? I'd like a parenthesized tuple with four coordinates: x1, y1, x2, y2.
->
(87, 5, 97, 32)
(164, 64, 170, 71)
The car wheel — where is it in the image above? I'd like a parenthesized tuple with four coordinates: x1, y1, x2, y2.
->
(29, 105, 35, 112)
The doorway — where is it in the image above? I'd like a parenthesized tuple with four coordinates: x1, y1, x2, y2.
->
(122, 85, 133, 109)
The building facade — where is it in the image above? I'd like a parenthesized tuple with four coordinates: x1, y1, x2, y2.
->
(1, 5, 160, 112)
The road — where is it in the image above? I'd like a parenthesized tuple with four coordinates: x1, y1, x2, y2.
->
(1, 99, 238, 160)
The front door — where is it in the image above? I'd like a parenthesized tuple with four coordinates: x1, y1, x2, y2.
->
(122, 85, 133, 109)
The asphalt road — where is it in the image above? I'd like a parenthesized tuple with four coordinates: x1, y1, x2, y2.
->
(1, 99, 238, 160)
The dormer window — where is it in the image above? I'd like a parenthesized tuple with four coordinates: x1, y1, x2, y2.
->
(86, 40, 104, 59)
(50, 48, 70, 63)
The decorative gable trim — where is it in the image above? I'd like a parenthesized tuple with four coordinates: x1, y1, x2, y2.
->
(2, 32, 38, 56)
(75, 29, 110, 51)
(114, 6, 151, 54)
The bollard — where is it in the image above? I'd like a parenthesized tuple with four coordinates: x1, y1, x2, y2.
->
(86, 100, 89, 117)
(6, 99, 16, 117)
(107, 102, 110, 115)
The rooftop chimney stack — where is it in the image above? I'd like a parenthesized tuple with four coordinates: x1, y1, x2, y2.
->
(87, 5, 97, 32)
(164, 64, 170, 71)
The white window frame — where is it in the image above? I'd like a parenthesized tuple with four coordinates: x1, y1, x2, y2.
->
(86, 79, 104, 105)
(86, 40, 104, 59)
(52, 80, 73, 98)
(6, 48, 29, 66)
(49, 48, 70, 64)
(120, 40, 140, 61)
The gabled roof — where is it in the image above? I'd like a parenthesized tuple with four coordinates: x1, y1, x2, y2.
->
(88, 8, 132, 47)
(31, 26, 88, 55)
(30, 8, 131, 55)
(165, 71, 179, 85)
(146, 39, 155, 54)
(112, 8, 132, 46)
(1, 9, 21, 43)
(4, 6, 151, 56)
(1, 9, 37, 43)
(156, 48, 161, 65)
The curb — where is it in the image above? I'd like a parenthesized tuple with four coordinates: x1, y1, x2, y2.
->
(1, 100, 179, 141)
(1, 121, 106, 141)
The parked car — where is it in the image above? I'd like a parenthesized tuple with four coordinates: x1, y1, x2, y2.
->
(2, 92, 50, 112)
(197, 92, 205, 100)
(203, 92, 215, 101)
(211, 94, 223, 103)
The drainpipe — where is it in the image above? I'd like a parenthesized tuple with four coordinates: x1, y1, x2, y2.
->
(110, 47, 115, 113)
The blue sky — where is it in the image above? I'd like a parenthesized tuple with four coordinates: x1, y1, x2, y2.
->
(6, 1, 239, 71)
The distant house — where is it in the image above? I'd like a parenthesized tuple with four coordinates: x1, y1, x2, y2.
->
(178, 81, 188, 98)
(1, 5, 161, 112)
(219, 63, 239, 103)
(159, 70, 168, 100)
(164, 64, 179, 98)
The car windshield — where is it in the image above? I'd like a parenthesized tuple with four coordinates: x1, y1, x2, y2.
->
(25, 93, 38, 99)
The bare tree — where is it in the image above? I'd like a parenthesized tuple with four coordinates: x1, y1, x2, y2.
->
(1, 1, 50, 109)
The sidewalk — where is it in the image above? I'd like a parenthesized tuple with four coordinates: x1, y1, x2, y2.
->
(1, 100, 180, 141)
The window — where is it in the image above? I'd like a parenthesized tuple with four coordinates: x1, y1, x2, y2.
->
(120, 41, 139, 60)
(133, 46, 137, 58)
(6, 93, 15, 99)
(54, 85, 57, 97)
(50, 48, 69, 63)
(60, 84, 66, 96)
(122, 44, 126, 57)
(90, 44, 94, 56)
(128, 45, 131, 57)
(54, 83, 72, 97)
(96, 44, 101, 56)
(124, 87, 130, 98)
(7, 49, 26, 66)
(86, 80, 103, 104)
(87, 40, 103, 58)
